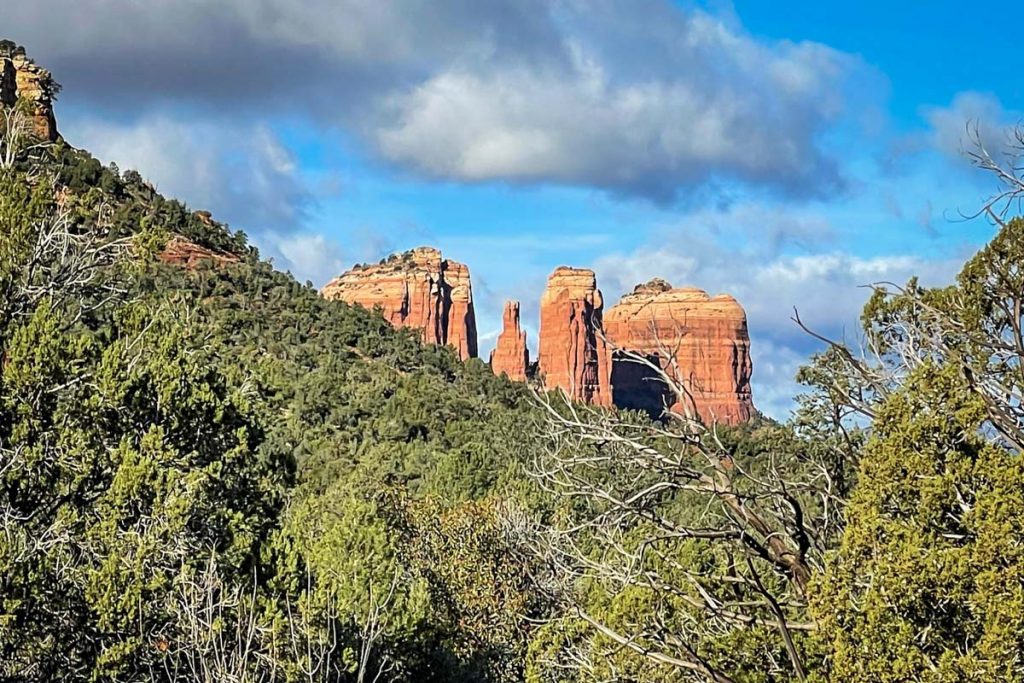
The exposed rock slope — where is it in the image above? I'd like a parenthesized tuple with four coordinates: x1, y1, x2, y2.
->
(0, 45, 58, 141)
(159, 235, 240, 270)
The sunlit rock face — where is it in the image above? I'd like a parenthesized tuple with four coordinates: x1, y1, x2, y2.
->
(0, 47, 59, 142)
(604, 279, 754, 425)
(321, 246, 478, 360)
(537, 267, 613, 406)
(490, 300, 529, 382)
(323, 252, 753, 423)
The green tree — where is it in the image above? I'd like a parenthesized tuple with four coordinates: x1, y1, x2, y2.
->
(397, 495, 547, 682)
(0, 168, 286, 680)
(808, 218, 1024, 682)
(274, 478, 434, 682)
(810, 363, 1024, 681)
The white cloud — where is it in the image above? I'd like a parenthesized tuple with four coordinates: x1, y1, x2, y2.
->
(61, 116, 312, 234)
(8, 0, 863, 200)
(746, 340, 809, 420)
(374, 7, 855, 199)
(3, 0, 559, 112)
(923, 91, 1020, 159)
(257, 232, 347, 287)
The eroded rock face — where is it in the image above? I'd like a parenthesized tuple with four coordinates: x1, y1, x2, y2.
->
(159, 236, 239, 269)
(604, 279, 754, 424)
(0, 50, 58, 142)
(442, 258, 478, 361)
(537, 267, 612, 406)
(490, 300, 529, 381)
(321, 247, 478, 360)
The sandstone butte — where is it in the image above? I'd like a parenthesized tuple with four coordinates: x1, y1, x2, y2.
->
(0, 48, 59, 142)
(320, 247, 478, 361)
(490, 300, 529, 382)
(537, 267, 613, 406)
(604, 278, 754, 425)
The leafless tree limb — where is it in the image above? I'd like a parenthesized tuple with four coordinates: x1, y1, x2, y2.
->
(960, 120, 1024, 226)
(528, 331, 836, 680)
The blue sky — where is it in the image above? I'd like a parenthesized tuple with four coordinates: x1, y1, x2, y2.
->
(6, 0, 1020, 417)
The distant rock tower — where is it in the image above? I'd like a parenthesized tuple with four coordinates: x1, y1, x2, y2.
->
(604, 279, 754, 424)
(537, 267, 613, 406)
(321, 247, 478, 360)
(0, 42, 59, 142)
(490, 300, 529, 381)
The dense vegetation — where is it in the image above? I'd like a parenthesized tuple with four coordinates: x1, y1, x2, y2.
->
(0, 110, 550, 681)
(2, 67, 1024, 682)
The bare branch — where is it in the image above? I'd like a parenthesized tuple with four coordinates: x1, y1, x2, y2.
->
(528, 323, 831, 680)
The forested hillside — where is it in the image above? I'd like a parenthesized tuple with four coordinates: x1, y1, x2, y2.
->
(2, 44, 1024, 683)
(0, 64, 553, 679)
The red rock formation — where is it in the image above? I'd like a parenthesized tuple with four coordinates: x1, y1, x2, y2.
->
(537, 267, 612, 406)
(604, 279, 754, 424)
(158, 236, 239, 269)
(490, 300, 529, 381)
(442, 258, 477, 361)
(320, 247, 478, 360)
(0, 49, 59, 142)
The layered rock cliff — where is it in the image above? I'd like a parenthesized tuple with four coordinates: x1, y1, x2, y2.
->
(604, 279, 754, 424)
(321, 247, 478, 360)
(537, 267, 612, 406)
(490, 300, 529, 381)
(0, 44, 59, 142)
(159, 235, 239, 270)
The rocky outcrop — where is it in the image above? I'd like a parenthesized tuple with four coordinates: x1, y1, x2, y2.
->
(0, 45, 59, 142)
(321, 247, 478, 360)
(159, 236, 239, 269)
(490, 300, 529, 381)
(537, 267, 612, 406)
(604, 279, 754, 425)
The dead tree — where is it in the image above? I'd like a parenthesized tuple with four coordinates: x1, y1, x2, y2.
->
(962, 120, 1024, 226)
(806, 122, 1024, 451)
(159, 558, 271, 683)
(1, 100, 54, 170)
(529, 338, 839, 682)
(354, 570, 399, 683)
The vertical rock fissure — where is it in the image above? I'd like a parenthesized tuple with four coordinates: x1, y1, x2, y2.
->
(538, 267, 613, 406)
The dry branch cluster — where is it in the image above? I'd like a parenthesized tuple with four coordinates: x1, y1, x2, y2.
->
(529, 349, 841, 681)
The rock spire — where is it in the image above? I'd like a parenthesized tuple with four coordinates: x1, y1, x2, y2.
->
(0, 43, 59, 142)
(490, 300, 529, 381)
(604, 279, 754, 424)
(537, 267, 613, 406)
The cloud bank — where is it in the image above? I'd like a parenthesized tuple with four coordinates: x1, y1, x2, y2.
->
(10, 0, 856, 200)
(62, 116, 313, 234)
